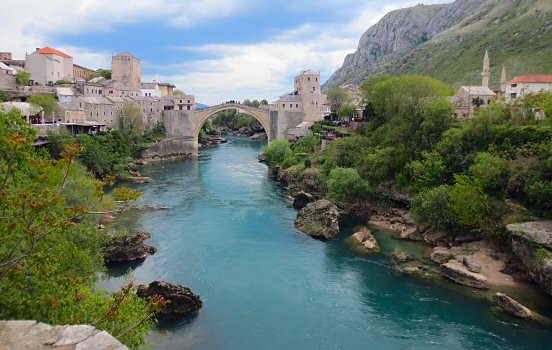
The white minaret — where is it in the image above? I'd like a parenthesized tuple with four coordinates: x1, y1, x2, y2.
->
(481, 50, 491, 88)
(500, 65, 507, 95)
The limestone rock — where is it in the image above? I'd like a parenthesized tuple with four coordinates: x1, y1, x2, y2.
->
(463, 256, 482, 273)
(391, 251, 410, 263)
(492, 292, 533, 319)
(350, 228, 380, 253)
(430, 246, 452, 264)
(294, 199, 340, 240)
(401, 266, 421, 274)
(0, 320, 127, 349)
(507, 221, 552, 250)
(137, 281, 202, 317)
(439, 259, 488, 289)
(323, 0, 485, 90)
(104, 232, 157, 263)
(507, 221, 552, 296)
(293, 191, 315, 210)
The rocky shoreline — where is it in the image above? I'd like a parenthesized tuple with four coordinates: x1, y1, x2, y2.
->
(269, 165, 552, 321)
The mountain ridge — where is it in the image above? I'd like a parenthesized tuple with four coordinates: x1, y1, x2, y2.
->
(323, 0, 552, 91)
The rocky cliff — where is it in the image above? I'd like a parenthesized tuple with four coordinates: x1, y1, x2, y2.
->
(323, 0, 552, 90)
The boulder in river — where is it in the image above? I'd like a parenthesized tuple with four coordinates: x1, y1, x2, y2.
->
(293, 191, 315, 210)
(295, 199, 340, 240)
(351, 227, 380, 253)
(104, 232, 157, 262)
(137, 281, 203, 317)
(391, 250, 410, 263)
(430, 246, 452, 264)
(491, 292, 533, 319)
(439, 259, 488, 289)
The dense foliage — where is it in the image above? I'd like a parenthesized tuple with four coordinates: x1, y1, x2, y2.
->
(264, 75, 552, 235)
(47, 122, 166, 178)
(0, 109, 164, 348)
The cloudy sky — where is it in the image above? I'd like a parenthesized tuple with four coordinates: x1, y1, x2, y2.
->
(1, 0, 450, 104)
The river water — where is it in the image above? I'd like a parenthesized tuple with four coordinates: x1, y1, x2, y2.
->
(105, 137, 552, 350)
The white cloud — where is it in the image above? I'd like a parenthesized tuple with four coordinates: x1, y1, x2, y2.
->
(0, 0, 454, 104)
(0, 0, 249, 60)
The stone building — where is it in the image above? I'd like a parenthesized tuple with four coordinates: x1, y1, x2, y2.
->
(0, 52, 12, 60)
(273, 70, 326, 122)
(73, 63, 97, 81)
(504, 75, 552, 99)
(112, 52, 141, 89)
(158, 82, 175, 96)
(57, 101, 86, 123)
(0, 62, 16, 90)
(452, 50, 496, 119)
(26, 47, 73, 85)
(162, 94, 195, 111)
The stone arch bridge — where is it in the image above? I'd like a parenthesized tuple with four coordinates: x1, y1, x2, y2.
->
(142, 103, 305, 159)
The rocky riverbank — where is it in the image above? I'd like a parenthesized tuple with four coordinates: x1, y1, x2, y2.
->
(269, 164, 552, 319)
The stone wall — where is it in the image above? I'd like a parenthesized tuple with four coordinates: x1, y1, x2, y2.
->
(0, 72, 16, 90)
(0, 320, 128, 349)
(141, 137, 197, 160)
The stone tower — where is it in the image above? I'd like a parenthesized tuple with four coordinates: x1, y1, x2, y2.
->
(500, 65, 507, 95)
(112, 52, 142, 88)
(481, 50, 490, 88)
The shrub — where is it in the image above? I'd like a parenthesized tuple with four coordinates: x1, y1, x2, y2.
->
(525, 180, 552, 209)
(327, 167, 372, 202)
(291, 135, 319, 153)
(282, 156, 299, 169)
(16, 70, 31, 85)
(469, 152, 509, 194)
(411, 185, 457, 228)
(262, 140, 292, 165)
(404, 151, 448, 190)
(449, 175, 490, 230)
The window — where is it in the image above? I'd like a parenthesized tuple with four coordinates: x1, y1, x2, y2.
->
(308, 77, 310, 81)
(296, 104, 298, 108)
(180, 100, 183, 103)
(290, 104, 292, 108)
(313, 87, 315, 92)
(187, 106, 190, 110)
(511, 84, 517, 88)
(511, 93, 517, 98)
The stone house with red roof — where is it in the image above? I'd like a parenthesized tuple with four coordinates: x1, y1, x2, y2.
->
(26, 47, 73, 85)
(504, 75, 552, 99)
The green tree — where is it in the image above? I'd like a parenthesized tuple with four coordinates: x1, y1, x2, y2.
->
(404, 151, 448, 190)
(327, 86, 350, 113)
(411, 185, 457, 228)
(0, 109, 162, 349)
(28, 93, 58, 117)
(469, 152, 509, 194)
(360, 75, 392, 106)
(327, 167, 372, 202)
(262, 140, 293, 165)
(119, 103, 144, 136)
(337, 104, 356, 118)
(16, 70, 31, 85)
(260, 99, 269, 105)
(173, 89, 184, 95)
(449, 175, 490, 231)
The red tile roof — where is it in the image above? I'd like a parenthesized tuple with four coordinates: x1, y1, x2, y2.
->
(509, 75, 552, 83)
(36, 47, 72, 59)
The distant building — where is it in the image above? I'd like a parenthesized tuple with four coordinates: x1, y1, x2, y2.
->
(73, 64, 97, 81)
(158, 82, 175, 96)
(112, 52, 141, 89)
(56, 86, 76, 103)
(162, 94, 195, 111)
(452, 50, 496, 119)
(505, 75, 552, 99)
(57, 101, 86, 123)
(26, 47, 74, 85)
(0, 62, 17, 89)
(141, 82, 162, 97)
(273, 70, 326, 122)
(0, 52, 12, 60)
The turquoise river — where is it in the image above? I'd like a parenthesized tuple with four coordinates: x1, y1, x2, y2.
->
(104, 137, 552, 350)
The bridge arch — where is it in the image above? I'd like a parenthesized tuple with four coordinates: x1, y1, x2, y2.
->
(193, 103, 271, 141)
